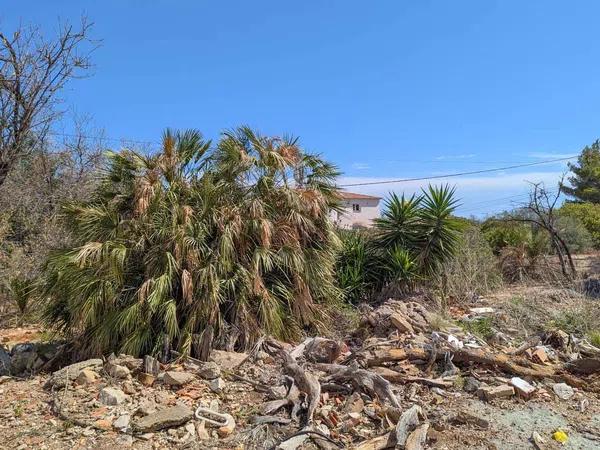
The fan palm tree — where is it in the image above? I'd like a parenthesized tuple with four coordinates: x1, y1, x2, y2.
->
(41, 127, 341, 358)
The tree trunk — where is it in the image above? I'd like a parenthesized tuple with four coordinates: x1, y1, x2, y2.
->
(551, 236, 568, 278)
(0, 160, 10, 188)
(554, 232, 576, 277)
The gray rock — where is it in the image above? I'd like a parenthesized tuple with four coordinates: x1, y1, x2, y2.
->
(209, 377, 225, 393)
(44, 359, 103, 389)
(99, 387, 127, 405)
(114, 354, 144, 372)
(116, 435, 134, 447)
(164, 371, 194, 386)
(197, 361, 221, 380)
(553, 382, 574, 400)
(113, 414, 131, 430)
(136, 399, 157, 416)
(105, 362, 131, 379)
(210, 350, 248, 370)
(35, 342, 62, 360)
(10, 351, 38, 374)
(0, 347, 11, 376)
(463, 376, 481, 393)
(11, 343, 34, 354)
(133, 404, 194, 432)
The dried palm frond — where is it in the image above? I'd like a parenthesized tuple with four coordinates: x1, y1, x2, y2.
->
(41, 127, 341, 358)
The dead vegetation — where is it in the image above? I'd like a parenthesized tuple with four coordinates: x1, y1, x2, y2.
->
(2, 275, 600, 449)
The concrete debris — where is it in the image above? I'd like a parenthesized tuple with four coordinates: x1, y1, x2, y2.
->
(531, 431, 547, 450)
(463, 376, 481, 393)
(478, 384, 515, 401)
(122, 380, 136, 394)
(133, 404, 194, 432)
(1, 298, 598, 448)
(552, 382, 575, 400)
(196, 361, 221, 379)
(452, 410, 490, 429)
(112, 413, 131, 431)
(405, 422, 429, 450)
(44, 358, 103, 389)
(99, 387, 127, 405)
(395, 404, 424, 447)
(105, 361, 131, 379)
(163, 371, 194, 386)
(138, 372, 155, 386)
(209, 376, 225, 393)
(469, 307, 495, 315)
(510, 377, 536, 399)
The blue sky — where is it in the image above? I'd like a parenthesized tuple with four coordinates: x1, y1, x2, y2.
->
(4, 1, 600, 216)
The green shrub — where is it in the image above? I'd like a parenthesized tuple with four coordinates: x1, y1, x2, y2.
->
(460, 316, 495, 340)
(555, 214, 594, 253)
(481, 219, 550, 281)
(559, 202, 600, 248)
(41, 128, 342, 357)
(335, 230, 379, 304)
(481, 219, 532, 254)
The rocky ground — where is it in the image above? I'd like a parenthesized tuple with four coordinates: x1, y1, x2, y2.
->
(1, 283, 600, 449)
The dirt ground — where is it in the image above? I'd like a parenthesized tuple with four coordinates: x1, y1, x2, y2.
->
(1, 257, 600, 449)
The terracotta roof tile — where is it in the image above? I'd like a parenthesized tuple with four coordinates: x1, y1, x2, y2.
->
(339, 191, 381, 200)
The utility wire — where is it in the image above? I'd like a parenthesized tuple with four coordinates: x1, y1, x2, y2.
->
(46, 131, 576, 192)
(340, 156, 576, 187)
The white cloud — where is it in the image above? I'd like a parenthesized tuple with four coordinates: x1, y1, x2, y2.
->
(338, 170, 566, 217)
(351, 162, 370, 170)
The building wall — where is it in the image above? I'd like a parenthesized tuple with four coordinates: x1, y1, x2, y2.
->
(333, 198, 380, 228)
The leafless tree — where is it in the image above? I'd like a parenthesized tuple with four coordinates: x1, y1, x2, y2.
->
(0, 17, 96, 187)
(508, 178, 576, 279)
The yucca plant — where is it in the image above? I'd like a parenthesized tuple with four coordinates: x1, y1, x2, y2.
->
(40, 127, 342, 358)
(335, 230, 380, 304)
(372, 185, 461, 293)
(380, 245, 421, 296)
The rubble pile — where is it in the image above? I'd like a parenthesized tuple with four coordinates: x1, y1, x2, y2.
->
(1, 298, 600, 449)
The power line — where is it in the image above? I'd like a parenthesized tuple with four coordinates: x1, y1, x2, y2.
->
(45, 131, 576, 191)
(340, 156, 576, 187)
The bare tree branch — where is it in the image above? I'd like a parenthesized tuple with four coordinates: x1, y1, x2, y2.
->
(0, 17, 97, 186)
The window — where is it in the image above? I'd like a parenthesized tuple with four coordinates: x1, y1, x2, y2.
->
(352, 203, 361, 212)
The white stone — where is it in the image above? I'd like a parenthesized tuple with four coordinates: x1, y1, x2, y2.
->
(99, 387, 127, 405)
(113, 414, 131, 430)
(510, 377, 536, 398)
(209, 377, 225, 393)
(553, 382, 574, 400)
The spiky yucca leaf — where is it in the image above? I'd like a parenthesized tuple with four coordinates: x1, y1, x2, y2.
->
(370, 184, 461, 290)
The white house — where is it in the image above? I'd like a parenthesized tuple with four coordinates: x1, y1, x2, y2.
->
(333, 192, 381, 229)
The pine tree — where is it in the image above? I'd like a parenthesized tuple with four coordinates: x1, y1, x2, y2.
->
(563, 140, 600, 203)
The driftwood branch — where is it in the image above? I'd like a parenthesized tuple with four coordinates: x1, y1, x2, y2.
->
(316, 363, 401, 408)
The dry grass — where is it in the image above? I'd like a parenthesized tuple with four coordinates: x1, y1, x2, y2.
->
(488, 283, 600, 343)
